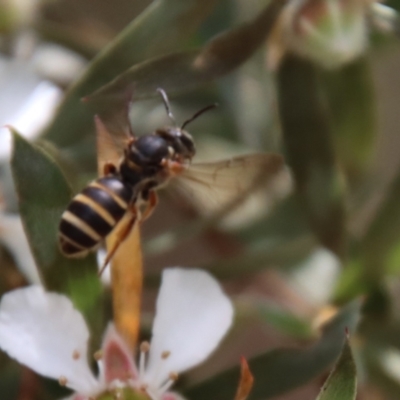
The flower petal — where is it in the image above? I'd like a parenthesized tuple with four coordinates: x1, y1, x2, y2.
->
(100, 324, 138, 384)
(145, 268, 233, 386)
(0, 286, 99, 395)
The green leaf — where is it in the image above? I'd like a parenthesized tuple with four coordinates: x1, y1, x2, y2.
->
(43, 0, 222, 147)
(316, 338, 357, 400)
(359, 289, 400, 350)
(362, 166, 400, 276)
(257, 302, 314, 340)
(87, 0, 288, 104)
(277, 55, 346, 257)
(336, 162, 400, 301)
(184, 302, 360, 400)
(10, 130, 101, 316)
(321, 58, 377, 180)
(333, 259, 367, 304)
(336, 142, 400, 300)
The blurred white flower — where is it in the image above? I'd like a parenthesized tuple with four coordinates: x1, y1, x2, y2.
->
(288, 248, 340, 306)
(379, 348, 400, 384)
(0, 268, 234, 400)
(268, 0, 371, 69)
(31, 43, 87, 86)
(370, 2, 399, 34)
(0, 57, 62, 163)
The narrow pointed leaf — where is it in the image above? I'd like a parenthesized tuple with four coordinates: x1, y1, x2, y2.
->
(10, 130, 100, 315)
(362, 165, 400, 276)
(321, 58, 377, 180)
(184, 302, 360, 400)
(87, 0, 288, 104)
(316, 338, 357, 400)
(43, 0, 222, 147)
(258, 302, 314, 340)
(336, 107, 400, 298)
(277, 55, 346, 257)
(336, 162, 400, 301)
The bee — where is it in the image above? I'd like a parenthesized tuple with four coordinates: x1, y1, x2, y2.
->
(58, 89, 286, 272)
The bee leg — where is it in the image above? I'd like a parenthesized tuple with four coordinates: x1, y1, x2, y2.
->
(98, 212, 137, 276)
(140, 190, 158, 222)
(103, 162, 118, 176)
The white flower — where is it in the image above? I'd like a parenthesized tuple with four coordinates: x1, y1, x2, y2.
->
(0, 268, 234, 400)
(0, 57, 62, 163)
(288, 248, 340, 306)
(31, 43, 87, 86)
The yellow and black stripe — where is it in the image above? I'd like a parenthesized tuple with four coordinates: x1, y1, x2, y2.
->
(58, 176, 134, 257)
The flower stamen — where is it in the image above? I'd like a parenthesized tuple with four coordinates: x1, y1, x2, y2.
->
(139, 341, 150, 378)
(148, 349, 173, 386)
(169, 372, 178, 381)
(93, 349, 103, 361)
(58, 376, 68, 386)
(161, 350, 171, 359)
(159, 372, 179, 394)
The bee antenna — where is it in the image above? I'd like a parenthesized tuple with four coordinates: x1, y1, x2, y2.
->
(157, 88, 176, 126)
(181, 103, 218, 130)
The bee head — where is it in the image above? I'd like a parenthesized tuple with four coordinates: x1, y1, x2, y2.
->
(155, 88, 217, 162)
(155, 127, 196, 161)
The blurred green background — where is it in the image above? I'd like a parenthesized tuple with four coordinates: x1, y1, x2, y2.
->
(1, 0, 400, 399)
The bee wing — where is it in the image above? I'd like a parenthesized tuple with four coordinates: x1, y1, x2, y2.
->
(95, 115, 126, 177)
(174, 153, 288, 220)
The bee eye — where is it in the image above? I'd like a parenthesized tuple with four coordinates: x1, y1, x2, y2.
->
(180, 133, 195, 154)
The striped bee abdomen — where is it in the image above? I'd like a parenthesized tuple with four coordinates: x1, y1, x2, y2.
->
(58, 176, 134, 257)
